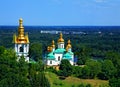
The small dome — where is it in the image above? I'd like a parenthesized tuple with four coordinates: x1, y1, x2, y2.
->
(67, 40, 72, 48)
(51, 40, 55, 48)
(58, 33, 64, 43)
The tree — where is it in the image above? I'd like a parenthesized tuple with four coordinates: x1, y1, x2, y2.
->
(100, 60, 117, 80)
(59, 59, 72, 77)
(29, 43, 42, 61)
(105, 51, 120, 78)
(0, 48, 30, 87)
(81, 66, 90, 79)
(29, 62, 50, 87)
(0, 46, 5, 55)
(109, 78, 120, 87)
(18, 56, 29, 76)
(85, 59, 101, 79)
(72, 66, 82, 77)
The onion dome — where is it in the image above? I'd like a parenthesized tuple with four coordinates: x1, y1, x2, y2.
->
(47, 46, 50, 52)
(47, 46, 52, 52)
(58, 33, 64, 43)
(67, 40, 72, 48)
(49, 46, 53, 52)
(51, 40, 55, 48)
(47, 46, 53, 52)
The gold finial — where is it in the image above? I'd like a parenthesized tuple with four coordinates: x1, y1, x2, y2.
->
(13, 18, 29, 44)
(67, 40, 72, 48)
(51, 40, 55, 48)
(18, 18, 24, 37)
(19, 18, 23, 28)
(60, 33, 62, 38)
(58, 33, 64, 43)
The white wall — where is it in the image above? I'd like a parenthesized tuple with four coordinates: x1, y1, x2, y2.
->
(55, 53, 63, 65)
(15, 43, 29, 62)
(58, 42, 64, 49)
(46, 60, 58, 66)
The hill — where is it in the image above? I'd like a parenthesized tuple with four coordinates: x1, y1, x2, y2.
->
(45, 72, 109, 87)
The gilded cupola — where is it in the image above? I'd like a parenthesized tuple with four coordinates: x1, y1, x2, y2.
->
(51, 40, 55, 48)
(13, 18, 29, 44)
(47, 46, 53, 52)
(58, 33, 64, 43)
(67, 40, 72, 48)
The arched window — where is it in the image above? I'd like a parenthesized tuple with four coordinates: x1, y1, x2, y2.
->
(50, 61, 52, 64)
(58, 56, 60, 61)
(20, 47, 23, 52)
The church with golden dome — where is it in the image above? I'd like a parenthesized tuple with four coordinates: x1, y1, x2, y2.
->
(45, 33, 74, 66)
(13, 18, 29, 61)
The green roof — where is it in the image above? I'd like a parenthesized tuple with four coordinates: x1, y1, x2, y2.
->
(69, 51, 74, 55)
(47, 52, 55, 60)
(63, 52, 72, 60)
(54, 48, 66, 53)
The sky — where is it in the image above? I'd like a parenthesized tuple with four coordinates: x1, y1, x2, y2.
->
(0, 0, 120, 26)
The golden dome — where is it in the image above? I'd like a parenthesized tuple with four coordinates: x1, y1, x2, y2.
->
(51, 40, 55, 48)
(13, 18, 29, 44)
(58, 33, 64, 43)
(67, 40, 72, 48)
(47, 46, 53, 52)
(49, 46, 53, 52)
(47, 46, 50, 52)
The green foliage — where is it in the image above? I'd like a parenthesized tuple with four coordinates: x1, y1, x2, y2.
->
(0, 46, 5, 55)
(99, 60, 117, 80)
(75, 46, 91, 65)
(78, 83, 85, 87)
(0, 48, 30, 87)
(85, 59, 101, 79)
(81, 66, 90, 79)
(29, 42, 42, 61)
(109, 78, 120, 87)
(59, 59, 73, 77)
(29, 72, 50, 87)
(105, 51, 120, 78)
(72, 66, 82, 77)
(0, 47, 50, 87)
(86, 84, 92, 87)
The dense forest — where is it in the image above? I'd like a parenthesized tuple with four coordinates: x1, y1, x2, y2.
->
(0, 26, 120, 87)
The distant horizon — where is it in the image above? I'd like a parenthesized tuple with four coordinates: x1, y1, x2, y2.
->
(0, 25, 120, 27)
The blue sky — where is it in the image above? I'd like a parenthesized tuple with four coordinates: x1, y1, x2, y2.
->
(0, 0, 120, 26)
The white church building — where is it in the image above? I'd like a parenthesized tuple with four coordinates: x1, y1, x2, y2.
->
(45, 33, 74, 66)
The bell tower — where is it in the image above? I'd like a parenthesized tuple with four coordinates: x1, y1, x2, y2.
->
(13, 18, 29, 62)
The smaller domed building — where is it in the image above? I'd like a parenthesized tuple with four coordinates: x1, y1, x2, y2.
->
(45, 33, 74, 66)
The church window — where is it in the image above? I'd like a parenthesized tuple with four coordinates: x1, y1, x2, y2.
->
(58, 56, 60, 61)
(20, 47, 23, 52)
(50, 61, 52, 64)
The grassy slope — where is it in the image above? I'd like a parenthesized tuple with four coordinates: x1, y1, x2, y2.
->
(45, 72, 110, 87)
